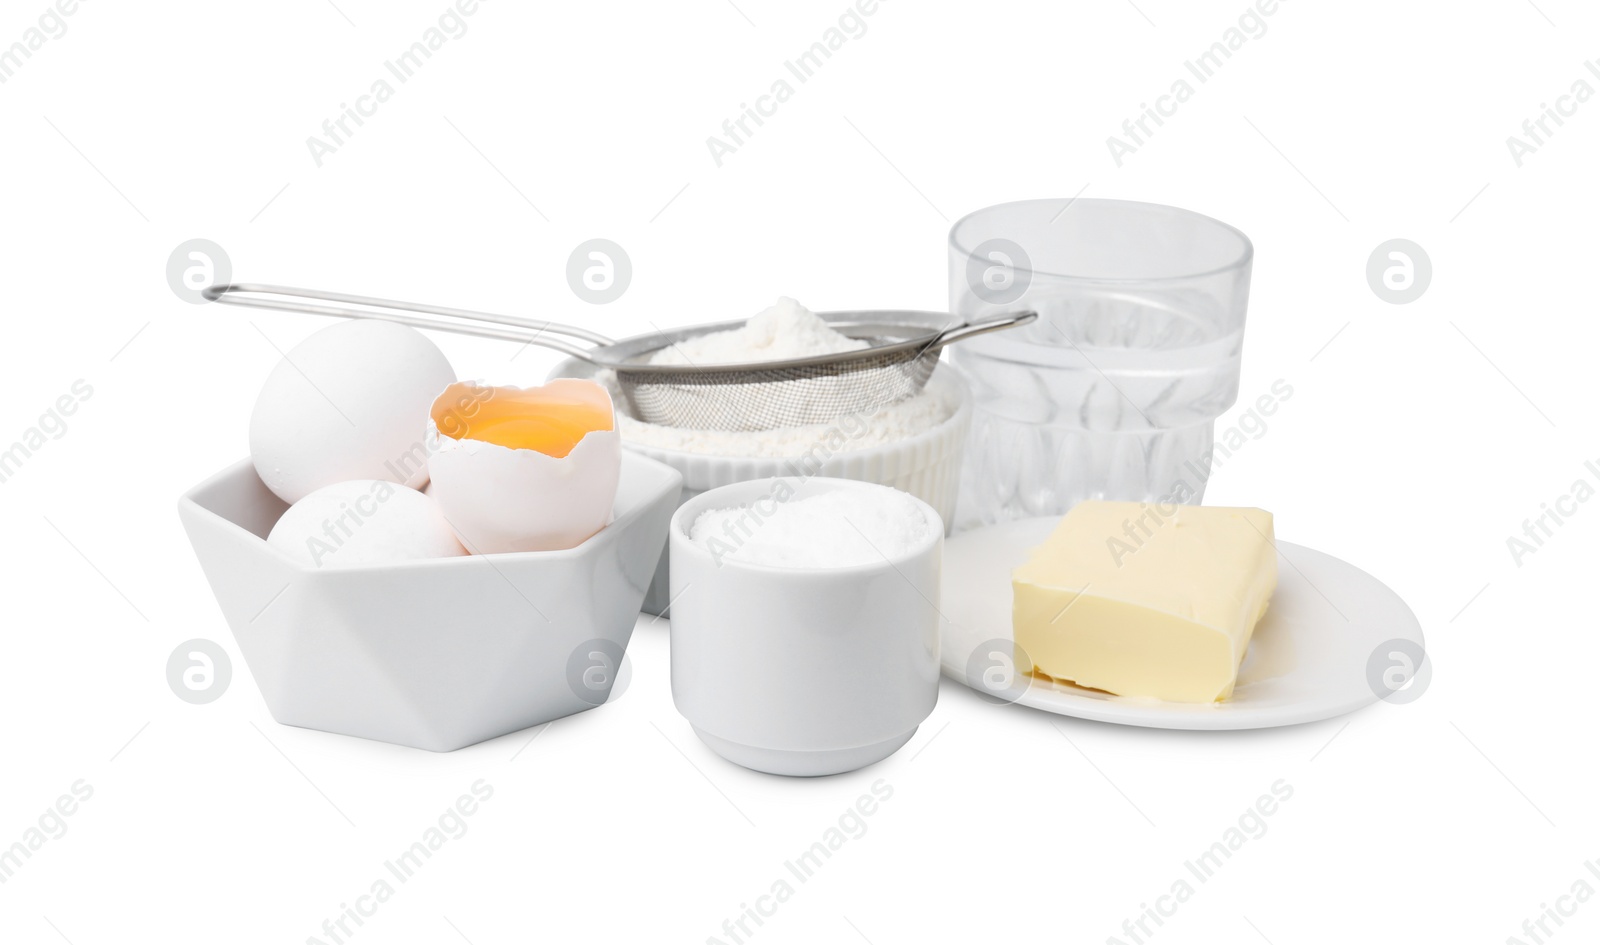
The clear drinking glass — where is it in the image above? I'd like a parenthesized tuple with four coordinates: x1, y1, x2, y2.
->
(947, 198, 1253, 529)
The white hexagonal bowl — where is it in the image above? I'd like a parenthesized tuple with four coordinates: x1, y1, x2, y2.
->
(177, 452, 682, 752)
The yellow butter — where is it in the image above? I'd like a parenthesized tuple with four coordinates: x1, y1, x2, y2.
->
(1011, 501, 1277, 703)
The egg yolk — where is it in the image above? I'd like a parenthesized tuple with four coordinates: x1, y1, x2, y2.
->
(432, 380, 613, 459)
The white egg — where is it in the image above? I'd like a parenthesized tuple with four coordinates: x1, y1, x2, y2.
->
(249, 320, 456, 504)
(267, 479, 467, 568)
(426, 380, 622, 554)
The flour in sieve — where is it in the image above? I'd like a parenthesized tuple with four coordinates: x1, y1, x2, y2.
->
(613, 297, 955, 457)
(647, 297, 867, 365)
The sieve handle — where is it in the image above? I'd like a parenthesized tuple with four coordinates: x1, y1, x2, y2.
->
(921, 309, 1038, 351)
(201, 283, 615, 362)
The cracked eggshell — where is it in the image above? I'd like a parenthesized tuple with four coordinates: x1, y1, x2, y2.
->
(425, 383, 622, 554)
(248, 320, 456, 504)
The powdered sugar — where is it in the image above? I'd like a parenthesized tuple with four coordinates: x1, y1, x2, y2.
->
(689, 487, 936, 569)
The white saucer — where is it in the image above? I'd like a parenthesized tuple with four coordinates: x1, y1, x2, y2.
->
(939, 517, 1425, 730)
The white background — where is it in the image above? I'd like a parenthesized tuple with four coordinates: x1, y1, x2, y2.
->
(2, 1, 1595, 942)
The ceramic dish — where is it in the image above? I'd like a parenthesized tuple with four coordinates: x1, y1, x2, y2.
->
(939, 517, 1424, 730)
(549, 361, 971, 615)
(668, 477, 942, 776)
(178, 452, 683, 751)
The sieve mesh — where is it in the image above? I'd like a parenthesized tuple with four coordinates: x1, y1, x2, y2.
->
(613, 343, 942, 431)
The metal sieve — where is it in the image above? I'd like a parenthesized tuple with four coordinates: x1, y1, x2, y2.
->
(204, 283, 1035, 431)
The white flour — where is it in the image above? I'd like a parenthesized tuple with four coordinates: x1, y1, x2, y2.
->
(689, 488, 935, 568)
(615, 297, 955, 457)
(648, 297, 868, 365)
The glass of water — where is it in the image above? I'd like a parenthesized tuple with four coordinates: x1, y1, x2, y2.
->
(946, 198, 1253, 529)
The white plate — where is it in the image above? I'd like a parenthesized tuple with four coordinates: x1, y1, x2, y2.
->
(939, 517, 1424, 730)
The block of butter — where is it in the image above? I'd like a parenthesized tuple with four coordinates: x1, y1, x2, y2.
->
(1012, 501, 1277, 703)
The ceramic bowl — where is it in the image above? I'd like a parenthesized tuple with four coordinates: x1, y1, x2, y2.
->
(177, 452, 682, 752)
(668, 477, 942, 776)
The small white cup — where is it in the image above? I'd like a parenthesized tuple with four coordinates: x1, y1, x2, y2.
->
(668, 477, 942, 777)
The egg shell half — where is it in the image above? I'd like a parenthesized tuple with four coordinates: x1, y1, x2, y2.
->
(426, 387, 622, 555)
(249, 320, 456, 504)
